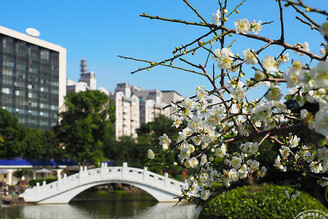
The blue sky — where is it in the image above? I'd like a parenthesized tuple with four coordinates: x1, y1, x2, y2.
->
(0, 0, 326, 97)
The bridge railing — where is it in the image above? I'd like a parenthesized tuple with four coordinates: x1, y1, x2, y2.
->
(21, 162, 186, 202)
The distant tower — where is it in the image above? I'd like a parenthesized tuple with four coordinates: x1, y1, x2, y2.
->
(80, 58, 87, 75)
(79, 58, 97, 90)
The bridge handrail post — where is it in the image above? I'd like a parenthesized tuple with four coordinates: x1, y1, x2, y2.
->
(79, 166, 83, 185)
(143, 167, 148, 182)
(35, 182, 40, 198)
(57, 174, 61, 191)
(122, 162, 128, 178)
(100, 162, 106, 179)
(164, 173, 168, 187)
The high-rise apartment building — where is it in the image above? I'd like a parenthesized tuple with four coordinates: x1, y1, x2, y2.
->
(111, 83, 140, 139)
(110, 84, 184, 139)
(0, 26, 66, 130)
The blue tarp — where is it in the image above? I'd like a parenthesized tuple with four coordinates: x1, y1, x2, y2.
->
(0, 158, 78, 166)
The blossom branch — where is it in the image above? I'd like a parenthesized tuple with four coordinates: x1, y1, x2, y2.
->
(288, 3, 320, 28)
(283, 0, 328, 16)
(140, 13, 324, 60)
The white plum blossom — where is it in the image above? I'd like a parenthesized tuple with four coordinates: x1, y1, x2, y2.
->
(230, 81, 247, 101)
(243, 49, 258, 65)
(196, 86, 208, 102)
(212, 9, 221, 25)
(187, 116, 204, 133)
(214, 48, 234, 70)
(173, 115, 182, 128)
(274, 155, 284, 170)
(320, 47, 327, 56)
(279, 146, 291, 158)
(250, 20, 262, 34)
(321, 22, 328, 38)
(283, 66, 302, 88)
(294, 42, 310, 56)
(200, 189, 211, 200)
(310, 61, 328, 88)
(277, 53, 290, 65)
(185, 157, 199, 168)
(159, 134, 171, 150)
(304, 151, 314, 163)
(235, 18, 250, 34)
(248, 160, 260, 173)
(178, 128, 192, 141)
(314, 109, 328, 137)
(239, 164, 248, 179)
(254, 70, 265, 81)
(178, 147, 191, 161)
(318, 147, 328, 162)
(289, 135, 300, 148)
(241, 142, 259, 155)
(215, 144, 227, 157)
(265, 85, 283, 101)
(310, 161, 323, 174)
(147, 149, 154, 160)
(231, 156, 242, 169)
(262, 55, 278, 72)
(228, 169, 239, 182)
(182, 98, 196, 111)
(200, 154, 208, 166)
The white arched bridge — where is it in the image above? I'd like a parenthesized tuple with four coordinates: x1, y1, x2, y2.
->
(20, 162, 186, 204)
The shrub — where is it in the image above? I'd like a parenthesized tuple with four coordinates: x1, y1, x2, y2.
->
(29, 177, 57, 186)
(199, 184, 328, 219)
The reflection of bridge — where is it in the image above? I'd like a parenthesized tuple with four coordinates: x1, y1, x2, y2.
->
(20, 162, 186, 204)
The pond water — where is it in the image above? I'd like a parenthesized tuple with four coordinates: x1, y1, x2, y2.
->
(0, 191, 202, 219)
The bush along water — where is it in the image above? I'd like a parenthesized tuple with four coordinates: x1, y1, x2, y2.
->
(199, 184, 328, 219)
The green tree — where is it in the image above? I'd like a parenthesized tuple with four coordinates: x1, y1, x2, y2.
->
(0, 108, 62, 159)
(0, 108, 26, 158)
(104, 136, 147, 167)
(22, 127, 63, 159)
(136, 115, 184, 179)
(55, 90, 115, 166)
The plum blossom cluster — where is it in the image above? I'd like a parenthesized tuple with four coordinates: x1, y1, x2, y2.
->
(152, 87, 271, 200)
(235, 19, 262, 35)
(143, 2, 328, 202)
(274, 134, 328, 186)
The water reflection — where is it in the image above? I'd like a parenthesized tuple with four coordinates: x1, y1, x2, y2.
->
(1, 200, 201, 219)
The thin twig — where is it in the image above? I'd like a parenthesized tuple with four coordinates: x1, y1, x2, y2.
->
(295, 16, 320, 31)
(289, 3, 320, 28)
(183, 0, 218, 37)
(278, 0, 285, 43)
(283, 0, 328, 16)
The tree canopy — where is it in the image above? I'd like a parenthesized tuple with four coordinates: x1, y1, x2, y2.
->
(55, 90, 115, 166)
(0, 108, 62, 159)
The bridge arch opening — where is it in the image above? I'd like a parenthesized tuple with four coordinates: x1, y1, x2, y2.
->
(71, 182, 157, 203)
(63, 180, 178, 203)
